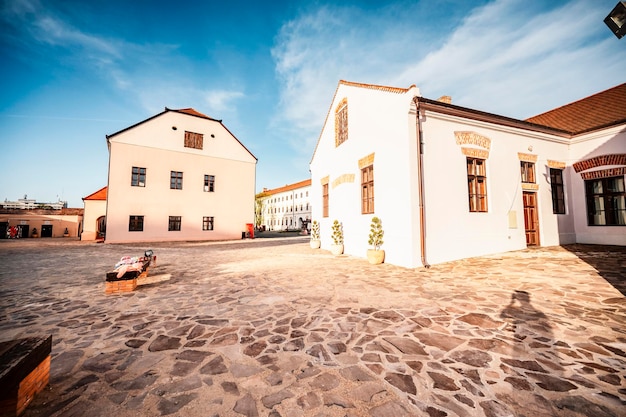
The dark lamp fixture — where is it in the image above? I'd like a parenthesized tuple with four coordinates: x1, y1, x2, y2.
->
(604, 1, 626, 39)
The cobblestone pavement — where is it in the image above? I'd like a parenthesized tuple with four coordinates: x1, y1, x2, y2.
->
(0, 238, 624, 417)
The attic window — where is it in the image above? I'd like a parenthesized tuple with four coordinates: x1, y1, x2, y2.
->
(184, 131, 203, 150)
(335, 98, 348, 147)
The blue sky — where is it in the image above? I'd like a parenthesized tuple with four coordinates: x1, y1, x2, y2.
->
(1, 0, 624, 208)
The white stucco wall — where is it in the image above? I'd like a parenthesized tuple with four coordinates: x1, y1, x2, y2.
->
(310, 83, 422, 268)
(311, 82, 624, 268)
(82, 199, 106, 241)
(420, 112, 575, 265)
(105, 111, 256, 243)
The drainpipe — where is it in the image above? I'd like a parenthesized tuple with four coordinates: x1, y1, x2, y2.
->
(413, 97, 430, 268)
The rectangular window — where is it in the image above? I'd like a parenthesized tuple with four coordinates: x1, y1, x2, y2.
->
(361, 165, 374, 214)
(322, 183, 329, 218)
(585, 176, 626, 226)
(521, 161, 536, 183)
(550, 168, 565, 214)
(467, 158, 488, 212)
(168, 216, 182, 231)
(184, 131, 203, 150)
(128, 215, 144, 231)
(204, 175, 215, 192)
(203, 216, 214, 231)
(170, 171, 183, 189)
(131, 167, 146, 187)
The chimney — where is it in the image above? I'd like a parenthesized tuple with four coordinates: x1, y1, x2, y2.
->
(437, 95, 452, 104)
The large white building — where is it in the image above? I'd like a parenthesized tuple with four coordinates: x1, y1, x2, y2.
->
(103, 107, 257, 243)
(310, 80, 626, 268)
(2, 195, 67, 210)
(257, 179, 312, 231)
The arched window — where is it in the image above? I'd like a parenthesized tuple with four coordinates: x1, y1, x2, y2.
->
(335, 97, 348, 147)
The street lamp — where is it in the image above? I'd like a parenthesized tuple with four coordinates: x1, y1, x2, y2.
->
(604, 1, 626, 39)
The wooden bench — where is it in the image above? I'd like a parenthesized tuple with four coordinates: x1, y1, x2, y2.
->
(0, 336, 52, 417)
(105, 250, 154, 294)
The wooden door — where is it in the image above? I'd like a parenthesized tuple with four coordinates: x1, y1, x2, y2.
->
(523, 192, 540, 246)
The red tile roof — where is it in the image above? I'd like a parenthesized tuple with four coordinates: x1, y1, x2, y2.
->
(261, 179, 312, 196)
(174, 108, 213, 119)
(526, 83, 626, 135)
(83, 186, 107, 201)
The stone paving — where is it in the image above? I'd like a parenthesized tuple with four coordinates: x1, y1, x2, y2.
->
(0, 238, 624, 417)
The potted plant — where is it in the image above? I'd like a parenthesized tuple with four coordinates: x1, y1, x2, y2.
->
(63, 227, 70, 237)
(31, 228, 38, 238)
(330, 220, 344, 255)
(367, 216, 385, 264)
(310, 220, 321, 249)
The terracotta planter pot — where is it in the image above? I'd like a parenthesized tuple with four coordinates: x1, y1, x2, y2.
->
(367, 249, 385, 264)
(310, 240, 321, 249)
(330, 244, 344, 256)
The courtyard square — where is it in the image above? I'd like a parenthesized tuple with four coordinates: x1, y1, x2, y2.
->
(0, 238, 624, 417)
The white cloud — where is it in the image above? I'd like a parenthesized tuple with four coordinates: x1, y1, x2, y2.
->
(271, 0, 626, 156)
(204, 90, 245, 114)
(396, 0, 625, 117)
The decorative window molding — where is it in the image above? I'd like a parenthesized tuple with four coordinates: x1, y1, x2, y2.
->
(455, 131, 491, 150)
(335, 98, 348, 147)
(462, 148, 489, 159)
(332, 174, 355, 189)
(522, 183, 540, 191)
(573, 153, 626, 173)
(517, 152, 537, 163)
(581, 167, 626, 180)
(547, 160, 566, 169)
(358, 153, 375, 169)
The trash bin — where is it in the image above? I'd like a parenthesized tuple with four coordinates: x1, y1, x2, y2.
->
(246, 223, 254, 239)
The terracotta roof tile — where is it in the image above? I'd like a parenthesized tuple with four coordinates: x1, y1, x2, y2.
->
(339, 80, 416, 94)
(174, 108, 213, 119)
(83, 186, 107, 201)
(261, 179, 312, 196)
(526, 83, 626, 134)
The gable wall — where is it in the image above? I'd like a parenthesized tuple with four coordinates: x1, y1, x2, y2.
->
(109, 111, 256, 163)
(310, 85, 422, 268)
(105, 112, 256, 243)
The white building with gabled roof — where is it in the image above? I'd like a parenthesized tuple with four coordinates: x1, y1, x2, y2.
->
(104, 107, 257, 243)
(310, 80, 626, 268)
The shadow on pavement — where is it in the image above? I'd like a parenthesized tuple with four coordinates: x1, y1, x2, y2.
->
(563, 244, 626, 296)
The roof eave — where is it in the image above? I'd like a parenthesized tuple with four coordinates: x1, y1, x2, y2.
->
(417, 97, 573, 138)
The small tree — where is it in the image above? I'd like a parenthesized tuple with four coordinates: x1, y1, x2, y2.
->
(311, 220, 320, 240)
(254, 191, 269, 229)
(331, 220, 343, 245)
(368, 217, 384, 251)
